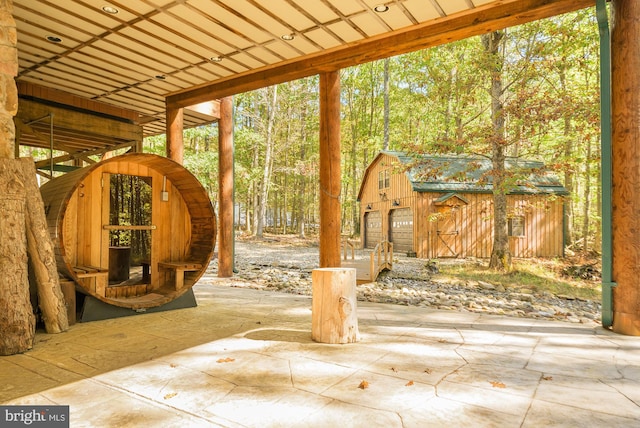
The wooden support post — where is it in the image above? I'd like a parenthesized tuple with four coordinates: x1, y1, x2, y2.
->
(611, 0, 640, 335)
(319, 71, 341, 268)
(166, 103, 184, 164)
(218, 96, 234, 277)
(311, 268, 359, 344)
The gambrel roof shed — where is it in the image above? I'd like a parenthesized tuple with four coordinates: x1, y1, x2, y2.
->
(358, 151, 568, 199)
(358, 151, 567, 260)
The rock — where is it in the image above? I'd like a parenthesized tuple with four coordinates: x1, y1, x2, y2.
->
(509, 293, 534, 303)
(478, 281, 495, 290)
(225, 240, 601, 326)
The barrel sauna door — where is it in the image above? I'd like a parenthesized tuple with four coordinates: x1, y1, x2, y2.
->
(435, 205, 462, 257)
(103, 173, 153, 290)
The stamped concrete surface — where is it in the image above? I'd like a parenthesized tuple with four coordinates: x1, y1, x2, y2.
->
(1, 282, 639, 427)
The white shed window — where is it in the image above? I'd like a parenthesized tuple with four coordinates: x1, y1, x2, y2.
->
(378, 170, 390, 189)
(508, 216, 525, 237)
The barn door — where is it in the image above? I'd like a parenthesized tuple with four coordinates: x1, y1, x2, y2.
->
(389, 208, 413, 253)
(364, 211, 382, 249)
(436, 206, 462, 257)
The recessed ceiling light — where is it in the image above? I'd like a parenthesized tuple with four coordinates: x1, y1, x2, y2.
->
(374, 4, 389, 13)
(46, 35, 63, 43)
(102, 5, 119, 14)
(281, 34, 295, 41)
(210, 56, 223, 62)
(154, 75, 166, 80)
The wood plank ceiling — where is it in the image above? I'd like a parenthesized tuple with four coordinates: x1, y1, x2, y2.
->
(13, 0, 595, 155)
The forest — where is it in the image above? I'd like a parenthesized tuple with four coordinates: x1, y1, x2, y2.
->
(142, 8, 602, 267)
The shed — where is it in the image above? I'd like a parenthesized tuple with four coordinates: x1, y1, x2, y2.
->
(358, 151, 567, 259)
(39, 153, 216, 309)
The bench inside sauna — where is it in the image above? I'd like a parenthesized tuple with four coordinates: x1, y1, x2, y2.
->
(40, 153, 216, 311)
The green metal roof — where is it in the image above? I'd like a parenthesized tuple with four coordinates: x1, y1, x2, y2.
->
(384, 151, 568, 195)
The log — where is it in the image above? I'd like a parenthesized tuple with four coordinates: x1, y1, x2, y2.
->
(311, 268, 359, 344)
(20, 158, 68, 334)
(0, 159, 35, 355)
(59, 280, 76, 325)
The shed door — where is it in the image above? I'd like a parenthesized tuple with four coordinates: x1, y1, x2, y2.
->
(436, 206, 462, 257)
(364, 211, 382, 249)
(389, 208, 413, 253)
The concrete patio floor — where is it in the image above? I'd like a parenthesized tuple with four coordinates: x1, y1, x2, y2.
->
(1, 281, 639, 427)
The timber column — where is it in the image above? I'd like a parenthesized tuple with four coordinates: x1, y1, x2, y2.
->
(218, 96, 234, 277)
(611, 0, 640, 335)
(319, 71, 341, 267)
(166, 103, 184, 164)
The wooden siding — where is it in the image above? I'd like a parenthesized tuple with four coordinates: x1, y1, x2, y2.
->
(359, 153, 416, 249)
(360, 153, 565, 259)
(61, 163, 192, 289)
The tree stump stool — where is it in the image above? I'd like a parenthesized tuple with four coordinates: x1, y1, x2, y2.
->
(311, 268, 359, 344)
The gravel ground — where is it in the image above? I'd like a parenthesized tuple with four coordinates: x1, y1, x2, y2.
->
(204, 238, 602, 326)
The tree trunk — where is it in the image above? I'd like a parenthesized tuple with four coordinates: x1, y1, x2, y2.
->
(21, 159, 68, 333)
(0, 159, 35, 355)
(256, 86, 278, 238)
(383, 58, 390, 150)
(582, 137, 592, 252)
(297, 99, 307, 239)
(560, 67, 575, 248)
(483, 30, 512, 272)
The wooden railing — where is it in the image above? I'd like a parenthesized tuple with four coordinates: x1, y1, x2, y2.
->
(370, 240, 393, 280)
(342, 239, 355, 261)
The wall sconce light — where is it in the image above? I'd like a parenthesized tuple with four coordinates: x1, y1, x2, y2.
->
(366, 204, 372, 210)
(161, 176, 169, 202)
(392, 199, 400, 206)
(379, 192, 387, 200)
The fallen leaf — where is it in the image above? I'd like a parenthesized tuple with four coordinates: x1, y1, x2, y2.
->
(424, 368, 433, 374)
(405, 380, 414, 386)
(390, 367, 398, 373)
(542, 376, 553, 381)
(164, 392, 177, 399)
(358, 380, 369, 389)
(438, 339, 448, 343)
(490, 381, 506, 388)
(216, 357, 235, 363)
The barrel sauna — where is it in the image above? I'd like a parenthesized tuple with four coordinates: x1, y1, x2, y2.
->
(40, 153, 216, 309)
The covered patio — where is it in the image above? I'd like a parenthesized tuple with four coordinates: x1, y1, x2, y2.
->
(1, 0, 640, 424)
(2, 281, 638, 426)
